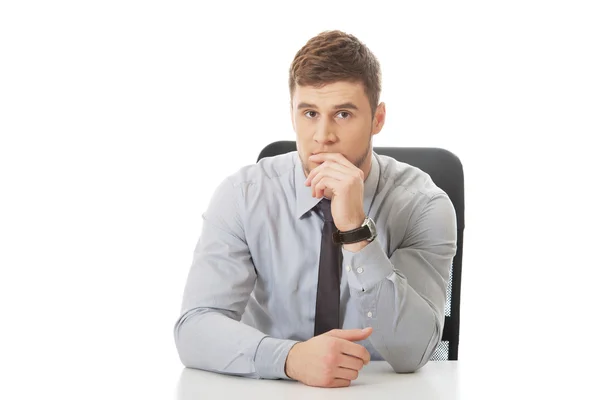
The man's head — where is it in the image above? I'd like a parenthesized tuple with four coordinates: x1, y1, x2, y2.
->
(289, 30, 386, 177)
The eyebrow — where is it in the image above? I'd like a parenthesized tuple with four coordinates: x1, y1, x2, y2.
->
(296, 102, 359, 111)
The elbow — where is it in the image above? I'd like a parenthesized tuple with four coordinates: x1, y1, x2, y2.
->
(173, 319, 193, 369)
(389, 349, 435, 373)
(176, 350, 195, 370)
(383, 340, 433, 373)
(389, 323, 443, 374)
(174, 322, 209, 370)
(173, 307, 237, 371)
(174, 332, 193, 369)
(177, 352, 201, 371)
(173, 310, 206, 370)
(390, 359, 424, 374)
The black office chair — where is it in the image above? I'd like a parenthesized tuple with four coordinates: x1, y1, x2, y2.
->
(257, 140, 465, 361)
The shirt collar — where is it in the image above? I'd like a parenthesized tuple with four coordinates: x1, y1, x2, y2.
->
(294, 151, 380, 220)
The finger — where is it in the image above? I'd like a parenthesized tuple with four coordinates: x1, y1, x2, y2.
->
(335, 367, 360, 381)
(329, 378, 351, 388)
(310, 169, 346, 193)
(309, 153, 355, 169)
(312, 175, 333, 198)
(338, 353, 365, 371)
(313, 177, 338, 198)
(340, 341, 371, 365)
(305, 161, 351, 186)
(325, 327, 373, 341)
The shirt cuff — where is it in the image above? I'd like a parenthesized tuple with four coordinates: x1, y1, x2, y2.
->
(342, 239, 394, 292)
(254, 336, 300, 380)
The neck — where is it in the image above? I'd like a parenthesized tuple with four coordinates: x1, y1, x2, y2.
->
(360, 152, 373, 182)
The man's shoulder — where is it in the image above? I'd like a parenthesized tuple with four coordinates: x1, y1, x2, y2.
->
(227, 150, 297, 188)
(207, 151, 297, 218)
(376, 153, 447, 202)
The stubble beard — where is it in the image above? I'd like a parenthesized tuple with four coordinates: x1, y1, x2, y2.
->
(301, 136, 372, 177)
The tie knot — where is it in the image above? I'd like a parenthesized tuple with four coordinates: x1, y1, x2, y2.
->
(316, 199, 333, 222)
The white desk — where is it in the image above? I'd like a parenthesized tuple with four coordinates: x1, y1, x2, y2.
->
(176, 361, 459, 400)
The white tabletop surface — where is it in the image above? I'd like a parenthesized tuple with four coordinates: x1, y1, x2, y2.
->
(176, 361, 459, 400)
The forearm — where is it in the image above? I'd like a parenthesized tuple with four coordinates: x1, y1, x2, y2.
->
(343, 241, 445, 373)
(174, 308, 299, 379)
(357, 278, 442, 372)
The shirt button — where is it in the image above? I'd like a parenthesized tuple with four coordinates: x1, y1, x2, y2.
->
(345, 265, 351, 272)
(367, 311, 373, 318)
(356, 267, 364, 274)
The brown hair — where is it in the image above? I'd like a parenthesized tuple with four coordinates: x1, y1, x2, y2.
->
(289, 30, 382, 117)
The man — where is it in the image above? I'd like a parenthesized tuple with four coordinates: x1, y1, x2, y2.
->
(173, 30, 458, 388)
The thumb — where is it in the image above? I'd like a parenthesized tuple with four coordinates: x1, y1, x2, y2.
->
(325, 327, 373, 341)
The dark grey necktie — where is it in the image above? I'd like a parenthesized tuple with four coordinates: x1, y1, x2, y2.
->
(314, 199, 341, 336)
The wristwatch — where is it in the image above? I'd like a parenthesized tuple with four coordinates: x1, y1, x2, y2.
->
(333, 217, 377, 244)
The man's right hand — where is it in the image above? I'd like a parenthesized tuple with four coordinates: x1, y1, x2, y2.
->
(284, 327, 373, 387)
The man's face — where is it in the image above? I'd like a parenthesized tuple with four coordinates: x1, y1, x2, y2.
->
(290, 81, 385, 177)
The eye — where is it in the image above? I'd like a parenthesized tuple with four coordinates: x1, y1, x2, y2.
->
(304, 110, 318, 119)
(336, 111, 351, 119)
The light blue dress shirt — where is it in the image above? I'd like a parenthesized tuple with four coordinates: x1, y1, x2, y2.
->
(174, 150, 457, 379)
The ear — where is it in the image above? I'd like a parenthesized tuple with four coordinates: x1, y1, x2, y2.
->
(290, 102, 296, 131)
(371, 102, 386, 135)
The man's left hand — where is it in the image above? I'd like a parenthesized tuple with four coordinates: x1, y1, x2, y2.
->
(304, 153, 366, 232)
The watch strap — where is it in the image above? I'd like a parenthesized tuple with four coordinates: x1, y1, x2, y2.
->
(333, 225, 372, 244)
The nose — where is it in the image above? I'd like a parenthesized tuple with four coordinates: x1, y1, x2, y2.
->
(313, 118, 337, 145)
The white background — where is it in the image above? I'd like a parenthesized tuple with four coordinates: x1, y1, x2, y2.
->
(1, 1, 599, 398)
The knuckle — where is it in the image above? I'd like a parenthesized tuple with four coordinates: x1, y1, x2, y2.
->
(322, 364, 334, 378)
(323, 352, 338, 366)
(324, 377, 336, 387)
(326, 339, 339, 351)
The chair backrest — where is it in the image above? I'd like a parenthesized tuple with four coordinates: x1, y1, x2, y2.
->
(257, 140, 465, 361)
